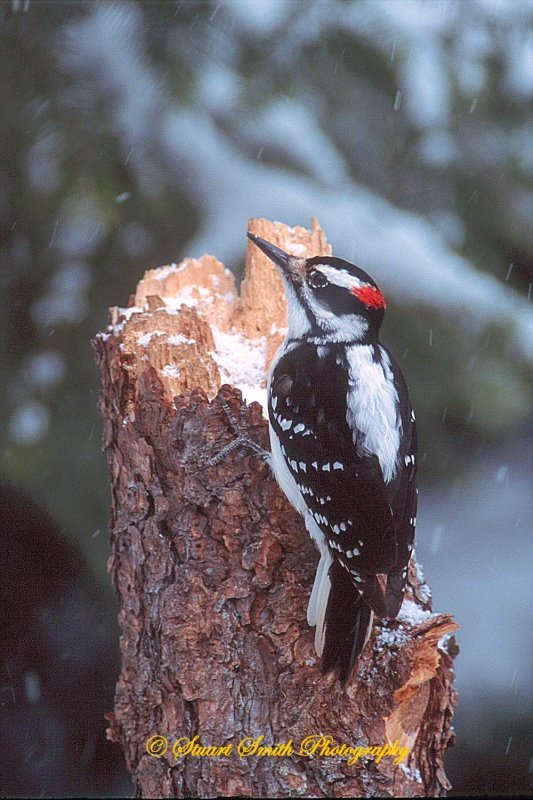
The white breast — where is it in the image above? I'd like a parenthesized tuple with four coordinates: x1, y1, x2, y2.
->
(345, 345, 401, 483)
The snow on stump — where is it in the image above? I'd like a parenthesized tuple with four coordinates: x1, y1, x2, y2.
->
(93, 217, 459, 798)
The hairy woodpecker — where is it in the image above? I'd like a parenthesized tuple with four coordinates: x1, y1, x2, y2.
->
(247, 233, 417, 683)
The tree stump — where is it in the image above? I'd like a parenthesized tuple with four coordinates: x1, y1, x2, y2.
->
(93, 217, 459, 798)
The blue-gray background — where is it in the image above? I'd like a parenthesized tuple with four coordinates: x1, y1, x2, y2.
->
(1, 0, 531, 795)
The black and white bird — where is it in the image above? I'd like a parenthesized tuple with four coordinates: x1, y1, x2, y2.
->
(247, 233, 418, 683)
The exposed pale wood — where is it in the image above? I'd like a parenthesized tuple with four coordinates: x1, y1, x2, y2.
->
(94, 217, 459, 798)
(134, 255, 236, 332)
(238, 217, 332, 368)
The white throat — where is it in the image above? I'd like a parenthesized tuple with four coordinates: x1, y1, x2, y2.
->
(284, 281, 312, 339)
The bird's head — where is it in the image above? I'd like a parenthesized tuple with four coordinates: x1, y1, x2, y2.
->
(247, 233, 386, 343)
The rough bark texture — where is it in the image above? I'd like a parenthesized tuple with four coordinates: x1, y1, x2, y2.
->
(94, 218, 459, 798)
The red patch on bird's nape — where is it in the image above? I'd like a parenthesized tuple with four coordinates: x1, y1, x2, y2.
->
(351, 284, 386, 309)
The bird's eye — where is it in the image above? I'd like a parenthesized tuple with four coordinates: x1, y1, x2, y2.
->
(308, 270, 328, 289)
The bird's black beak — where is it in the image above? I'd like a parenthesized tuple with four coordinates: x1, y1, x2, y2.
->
(246, 232, 303, 282)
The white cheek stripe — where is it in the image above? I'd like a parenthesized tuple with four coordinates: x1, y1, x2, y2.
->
(301, 282, 369, 341)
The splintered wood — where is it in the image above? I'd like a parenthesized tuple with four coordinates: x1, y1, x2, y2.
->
(103, 217, 331, 411)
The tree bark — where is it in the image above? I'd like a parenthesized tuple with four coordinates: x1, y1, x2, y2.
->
(93, 218, 459, 798)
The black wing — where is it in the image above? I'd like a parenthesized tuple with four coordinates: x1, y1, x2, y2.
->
(385, 349, 418, 617)
(269, 341, 397, 617)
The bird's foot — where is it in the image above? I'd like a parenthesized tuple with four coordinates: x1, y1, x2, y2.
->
(199, 396, 271, 470)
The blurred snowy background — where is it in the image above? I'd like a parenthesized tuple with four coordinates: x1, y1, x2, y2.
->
(1, 0, 531, 795)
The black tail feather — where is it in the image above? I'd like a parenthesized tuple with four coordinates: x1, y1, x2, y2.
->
(385, 568, 406, 618)
(321, 560, 373, 683)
